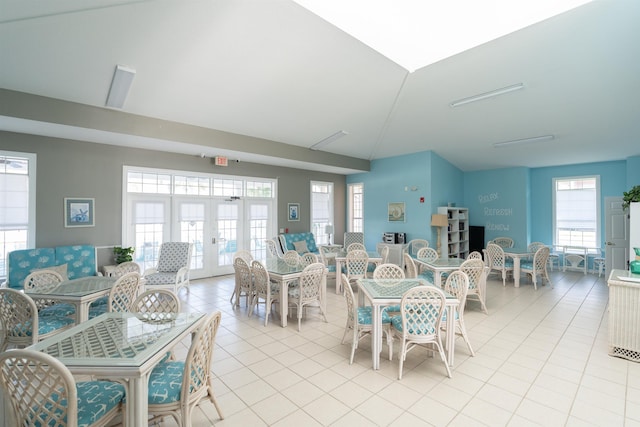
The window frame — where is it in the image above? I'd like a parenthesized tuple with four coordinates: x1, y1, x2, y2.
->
(552, 175, 600, 248)
(347, 183, 364, 233)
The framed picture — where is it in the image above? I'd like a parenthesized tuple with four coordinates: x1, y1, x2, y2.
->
(288, 203, 300, 221)
(388, 202, 405, 222)
(64, 198, 95, 227)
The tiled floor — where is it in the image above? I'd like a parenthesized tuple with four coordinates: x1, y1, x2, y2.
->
(165, 269, 640, 427)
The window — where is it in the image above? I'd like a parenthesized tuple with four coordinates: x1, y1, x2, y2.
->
(0, 151, 36, 279)
(348, 183, 364, 233)
(553, 176, 599, 247)
(311, 181, 333, 245)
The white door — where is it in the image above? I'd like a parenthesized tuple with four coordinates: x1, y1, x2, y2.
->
(605, 196, 629, 276)
(174, 198, 211, 279)
(212, 199, 242, 276)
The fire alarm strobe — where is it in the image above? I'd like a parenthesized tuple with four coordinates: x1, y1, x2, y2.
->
(214, 156, 228, 167)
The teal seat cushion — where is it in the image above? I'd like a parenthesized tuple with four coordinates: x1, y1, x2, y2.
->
(12, 316, 74, 337)
(39, 303, 76, 318)
(357, 306, 391, 325)
(148, 361, 188, 404)
(505, 259, 514, 268)
(88, 304, 108, 319)
(391, 312, 437, 334)
(520, 260, 533, 269)
(418, 270, 434, 283)
(38, 380, 125, 427)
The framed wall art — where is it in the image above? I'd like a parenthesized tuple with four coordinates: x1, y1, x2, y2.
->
(64, 198, 95, 227)
(288, 203, 300, 221)
(388, 202, 405, 222)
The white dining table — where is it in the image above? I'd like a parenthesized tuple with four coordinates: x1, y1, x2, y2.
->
(264, 258, 326, 327)
(24, 276, 116, 323)
(27, 311, 207, 427)
(502, 247, 532, 287)
(357, 278, 459, 370)
(333, 250, 383, 294)
(413, 257, 466, 288)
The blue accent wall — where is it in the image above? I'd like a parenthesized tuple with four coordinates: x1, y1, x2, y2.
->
(530, 161, 627, 248)
(463, 168, 530, 248)
(349, 150, 632, 255)
(347, 151, 463, 250)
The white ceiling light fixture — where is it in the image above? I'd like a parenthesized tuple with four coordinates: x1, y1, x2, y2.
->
(450, 83, 524, 107)
(105, 65, 136, 108)
(310, 130, 349, 150)
(493, 134, 555, 148)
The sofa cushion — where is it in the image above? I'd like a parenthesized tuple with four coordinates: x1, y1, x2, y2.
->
(7, 248, 56, 289)
(280, 232, 318, 254)
(55, 245, 96, 280)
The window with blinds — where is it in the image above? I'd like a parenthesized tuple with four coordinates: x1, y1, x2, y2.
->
(553, 176, 600, 247)
(311, 181, 333, 245)
(0, 152, 36, 279)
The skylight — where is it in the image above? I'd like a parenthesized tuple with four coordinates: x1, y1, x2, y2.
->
(294, 0, 593, 72)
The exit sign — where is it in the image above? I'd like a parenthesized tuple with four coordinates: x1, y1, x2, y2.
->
(214, 156, 228, 167)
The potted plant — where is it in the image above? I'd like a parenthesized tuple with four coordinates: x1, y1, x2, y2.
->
(622, 185, 640, 210)
(113, 246, 134, 264)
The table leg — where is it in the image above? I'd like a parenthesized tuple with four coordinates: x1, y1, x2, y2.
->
(433, 269, 442, 288)
(513, 257, 521, 288)
(445, 304, 456, 366)
(279, 279, 288, 327)
(335, 260, 343, 294)
(371, 304, 381, 370)
(77, 302, 87, 324)
(128, 376, 149, 426)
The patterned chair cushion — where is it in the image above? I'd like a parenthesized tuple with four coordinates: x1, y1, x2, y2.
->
(391, 314, 437, 334)
(55, 245, 96, 281)
(144, 272, 181, 286)
(39, 380, 125, 427)
(12, 316, 75, 337)
(148, 360, 188, 404)
(157, 243, 191, 273)
(357, 306, 391, 325)
(88, 304, 108, 319)
(520, 260, 533, 269)
(418, 270, 434, 283)
(39, 303, 76, 318)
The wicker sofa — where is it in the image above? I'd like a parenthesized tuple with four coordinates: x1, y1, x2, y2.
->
(278, 232, 319, 255)
(3, 245, 99, 289)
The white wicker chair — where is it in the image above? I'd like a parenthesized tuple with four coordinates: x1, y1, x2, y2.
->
(265, 239, 281, 258)
(232, 257, 253, 309)
(486, 243, 514, 286)
(283, 250, 301, 266)
(89, 271, 142, 318)
(0, 349, 126, 427)
(347, 242, 366, 252)
(391, 286, 451, 379)
(403, 253, 418, 279)
(147, 311, 224, 426)
(340, 273, 393, 364)
(442, 270, 475, 356)
(492, 237, 514, 248)
(288, 263, 327, 331)
(132, 288, 181, 317)
(300, 252, 319, 266)
(112, 260, 141, 277)
(143, 242, 193, 294)
(0, 288, 75, 351)
(345, 249, 369, 288)
(249, 260, 280, 326)
(373, 263, 405, 280)
(23, 269, 76, 317)
(460, 258, 488, 314)
(521, 246, 551, 289)
(407, 239, 429, 257)
(230, 251, 254, 305)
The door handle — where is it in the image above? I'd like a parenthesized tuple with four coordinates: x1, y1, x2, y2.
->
(212, 237, 216, 244)
(606, 241, 614, 246)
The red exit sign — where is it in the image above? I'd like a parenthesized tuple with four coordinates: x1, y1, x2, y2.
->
(214, 156, 228, 167)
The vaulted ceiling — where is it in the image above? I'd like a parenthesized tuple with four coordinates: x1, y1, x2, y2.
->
(1, 0, 639, 174)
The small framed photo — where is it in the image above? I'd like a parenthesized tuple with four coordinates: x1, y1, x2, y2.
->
(388, 202, 405, 222)
(64, 198, 95, 227)
(288, 203, 300, 222)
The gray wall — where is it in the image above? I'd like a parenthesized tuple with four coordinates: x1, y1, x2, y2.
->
(1, 131, 346, 266)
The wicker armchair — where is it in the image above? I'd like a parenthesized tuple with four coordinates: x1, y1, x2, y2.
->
(0, 349, 126, 427)
(23, 269, 76, 317)
(288, 262, 327, 331)
(143, 242, 193, 294)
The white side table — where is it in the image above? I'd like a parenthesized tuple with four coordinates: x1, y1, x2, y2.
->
(102, 265, 118, 277)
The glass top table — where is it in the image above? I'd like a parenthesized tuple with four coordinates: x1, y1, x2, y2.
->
(28, 311, 207, 426)
(414, 257, 466, 287)
(25, 276, 116, 323)
(357, 278, 459, 370)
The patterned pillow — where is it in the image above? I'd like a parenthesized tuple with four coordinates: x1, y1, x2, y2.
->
(32, 263, 68, 281)
(293, 241, 309, 254)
